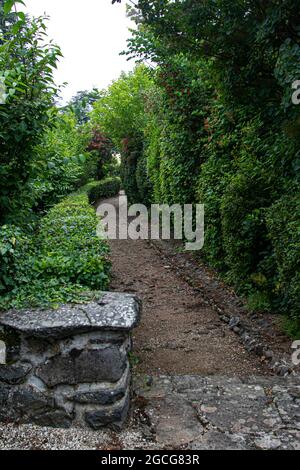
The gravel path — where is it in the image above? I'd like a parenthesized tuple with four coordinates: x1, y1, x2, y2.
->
(0, 423, 150, 450)
(100, 194, 266, 376)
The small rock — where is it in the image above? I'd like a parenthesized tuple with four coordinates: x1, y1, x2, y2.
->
(263, 350, 274, 360)
(254, 344, 265, 356)
(229, 317, 240, 329)
(277, 365, 290, 377)
(165, 341, 178, 350)
(220, 315, 230, 324)
(200, 405, 217, 414)
(72, 386, 126, 406)
(145, 376, 153, 387)
(196, 330, 209, 336)
(254, 436, 282, 450)
(289, 386, 300, 399)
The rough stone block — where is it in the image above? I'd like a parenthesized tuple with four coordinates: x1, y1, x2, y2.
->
(0, 384, 10, 421)
(0, 326, 21, 363)
(8, 386, 73, 428)
(11, 385, 54, 415)
(72, 370, 129, 405)
(0, 363, 32, 385)
(73, 388, 126, 406)
(0, 292, 141, 339)
(36, 346, 127, 387)
(85, 393, 130, 430)
(31, 409, 73, 429)
(0, 340, 6, 364)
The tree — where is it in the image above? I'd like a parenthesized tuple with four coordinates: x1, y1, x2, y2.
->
(0, 0, 19, 40)
(66, 89, 102, 125)
(87, 128, 113, 180)
(0, 2, 62, 224)
(91, 65, 153, 203)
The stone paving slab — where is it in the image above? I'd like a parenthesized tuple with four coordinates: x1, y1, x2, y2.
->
(133, 375, 300, 450)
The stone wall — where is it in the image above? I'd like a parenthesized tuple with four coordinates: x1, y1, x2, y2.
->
(0, 292, 141, 430)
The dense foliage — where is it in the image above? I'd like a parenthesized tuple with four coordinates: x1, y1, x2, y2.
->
(110, 0, 300, 334)
(86, 177, 122, 205)
(0, 186, 111, 310)
(67, 89, 102, 125)
(33, 111, 96, 209)
(0, 1, 120, 311)
(0, 2, 62, 225)
(91, 66, 153, 204)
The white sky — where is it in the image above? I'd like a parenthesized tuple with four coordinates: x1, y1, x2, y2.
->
(21, 0, 135, 103)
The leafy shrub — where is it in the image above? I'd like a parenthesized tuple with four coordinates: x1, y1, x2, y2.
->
(221, 163, 274, 293)
(86, 128, 114, 181)
(0, 2, 100, 225)
(197, 112, 298, 315)
(121, 148, 141, 204)
(33, 112, 96, 209)
(85, 177, 121, 204)
(91, 66, 153, 205)
(0, 8, 61, 225)
(144, 58, 211, 206)
(103, 158, 121, 179)
(266, 194, 300, 328)
(120, 142, 153, 205)
(0, 188, 111, 310)
(136, 151, 153, 206)
(197, 154, 232, 271)
(0, 225, 32, 295)
(35, 193, 110, 290)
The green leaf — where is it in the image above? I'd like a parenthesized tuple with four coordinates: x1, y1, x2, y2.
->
(78, 154, 86, 164)
(12, 21, 23, 35)
(3, 0, 14, 15)
(17, 11, 26, 21)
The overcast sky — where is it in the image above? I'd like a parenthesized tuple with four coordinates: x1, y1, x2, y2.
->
(22, 0, 135, 103)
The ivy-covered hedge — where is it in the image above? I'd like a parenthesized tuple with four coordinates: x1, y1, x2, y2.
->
(85, 177, 121, 204)
(266, 194, 300, 331)
(0, 186, 111, 310)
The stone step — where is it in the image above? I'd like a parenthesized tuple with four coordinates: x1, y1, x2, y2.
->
(133, 374, 300, 450)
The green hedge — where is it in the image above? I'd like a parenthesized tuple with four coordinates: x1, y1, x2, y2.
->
(0, 188, 111, 310)
(0, 225, 32, 296)
(266, 194, 300, 333)
(84, 177, 121, 204)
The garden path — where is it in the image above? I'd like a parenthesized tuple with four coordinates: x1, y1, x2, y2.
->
(97, 193, 267, 376)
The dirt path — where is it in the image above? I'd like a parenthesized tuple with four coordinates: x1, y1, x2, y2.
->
(97, 194, 268, 377)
